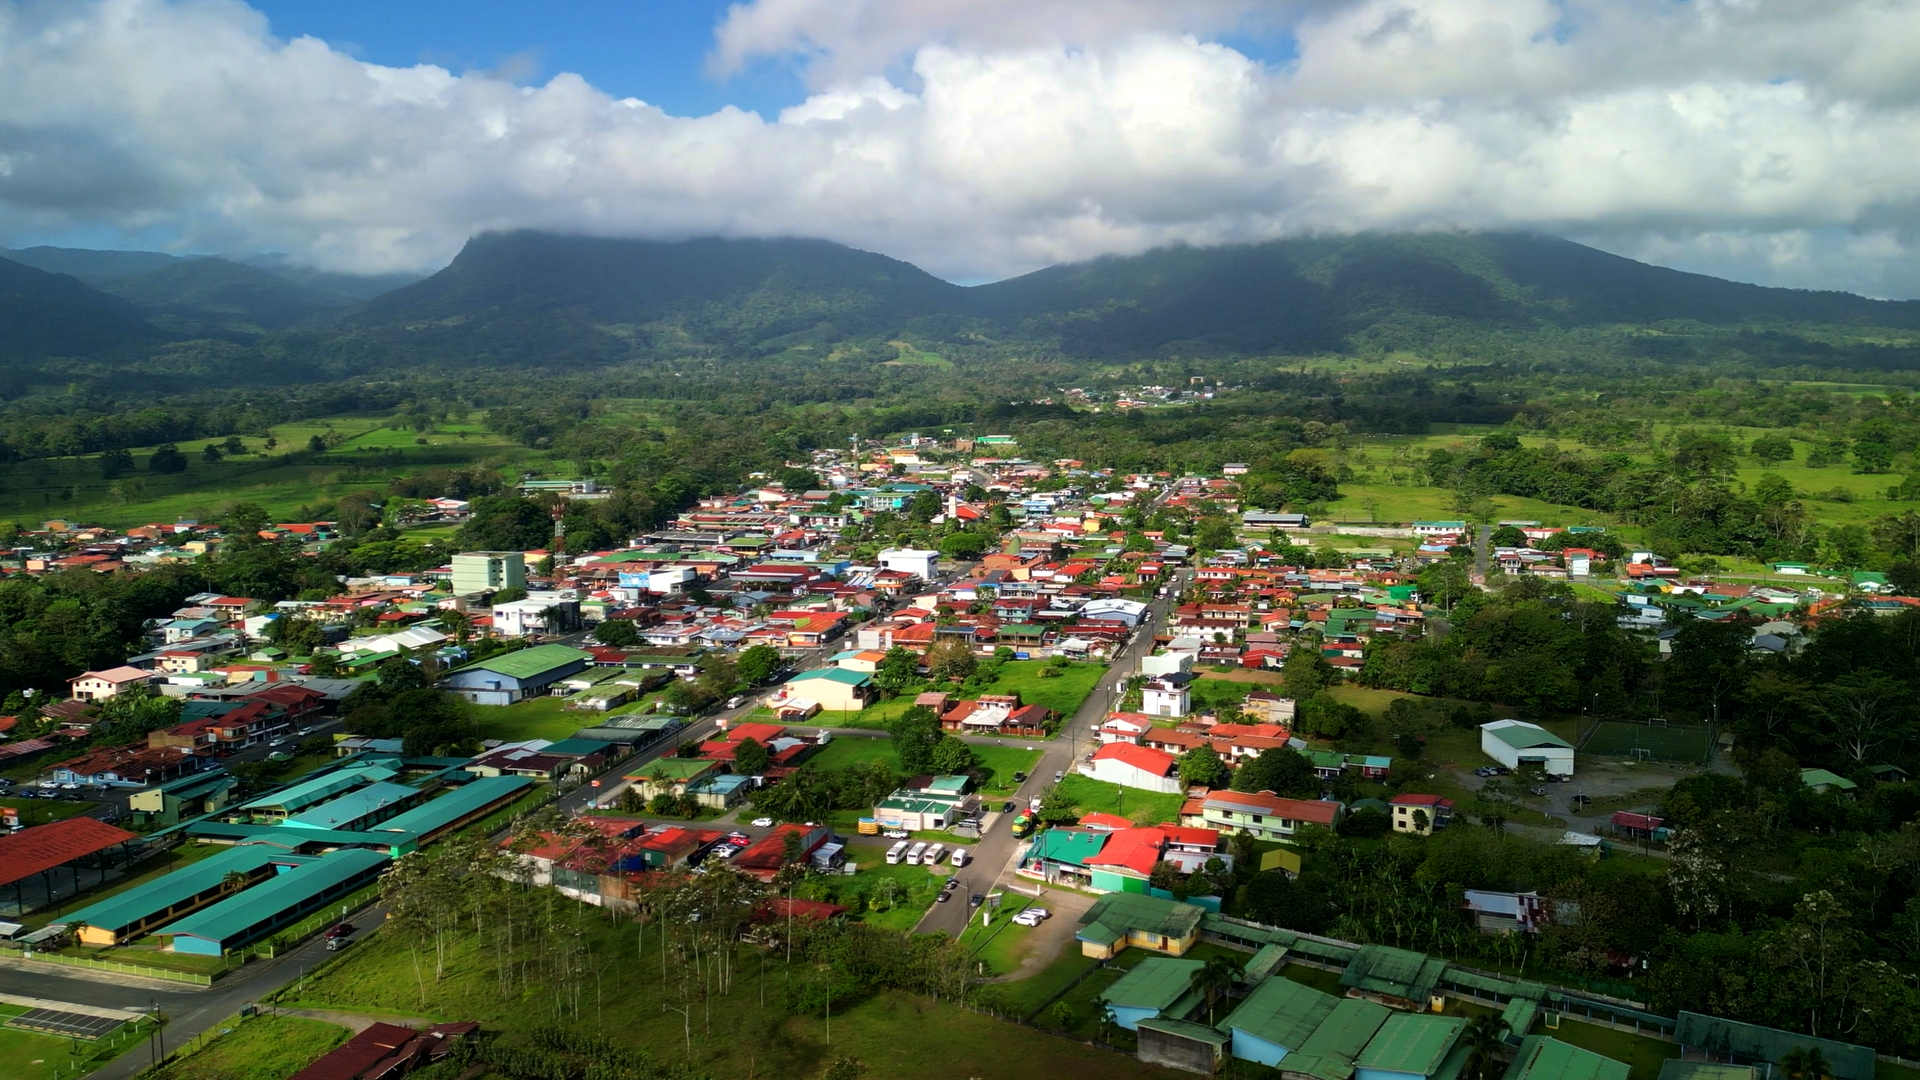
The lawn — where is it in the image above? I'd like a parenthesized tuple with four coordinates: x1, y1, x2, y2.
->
(0, 795, 96, 828)
(984, 661, 1106, 717)
(814, 698, 918, 731)
(793, 841, 948, 931)
(997, 948, 1104, 1018)
(1549, 1018, 1679, 1080)
(973, 744, 1044, 794)
(146, 1013, 350, 1080)
(1055, 773, 1186, 826)
(805, 736, 1038, 795)
(1189, 676, 1256, 712)
(285, 893, 1181, 1080)
(955, 904, 1046, 976)
(0, 412, 548, 529)
(470, 696, 598, 742)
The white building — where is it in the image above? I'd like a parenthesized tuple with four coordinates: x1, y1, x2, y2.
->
(1081, 598, 1150, 626)
(492, 595, 582, 637)
(877, 548, 939, 581)
(1139, 651, 1195, 679)
(1083, 743, 1183, 794)
(1141, 679, 1190, 719)
(1479, 719, 1576, 777)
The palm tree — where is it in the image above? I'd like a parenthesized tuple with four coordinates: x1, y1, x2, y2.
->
(1187, 955, 1241, 1026)
(1459, 1015, 1509, 1080)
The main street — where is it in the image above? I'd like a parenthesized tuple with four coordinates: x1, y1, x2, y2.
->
(913, 567, 1191, 937)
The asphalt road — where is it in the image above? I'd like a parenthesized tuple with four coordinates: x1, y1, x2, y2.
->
(912, 568, 1191, 938)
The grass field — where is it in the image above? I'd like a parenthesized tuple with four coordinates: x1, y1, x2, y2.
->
(1548, 1018, 1678, 1079)
(1582, 720, 1711, 764)
(984, 661, 1106, 717)
(469, 696, 602, 743)
(0, 795, 95, 828)
(0, 412, 547, 529)
(284, 895, 1181, 1080)
(145, 1013, 349, 1080)
(0, 1019, 149, 1080)
(1055, 773, 1186, 826)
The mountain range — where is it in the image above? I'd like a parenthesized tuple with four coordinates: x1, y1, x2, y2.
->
(4, 230, 1918, 372)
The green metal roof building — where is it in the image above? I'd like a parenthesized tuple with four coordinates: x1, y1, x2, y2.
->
(283, 780, 425, 831)
(1341, 944, 1451, 1007)
(1501, 1036, 1629, 1080)
(1279, 997, 1392, 1080)
(63, 845, 297, 945)
(1100, 956, 1205, 1031)
(1222, 974, 1338, 1067)
(1076, 892, 1206, 959)
(234, 762, 400, 822)
(158, 847, 389, 956)
(370, 775, 534, 852)
(1352, 1013, 1469, 1080)
(1672, 1011, 1875, 1080)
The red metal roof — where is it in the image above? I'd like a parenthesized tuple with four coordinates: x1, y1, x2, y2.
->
(1611, 811, 1664, 831)
(1091, 742, 1177, 776)
(0, 817, 138, 888)
(1085, 827, 1166, 876)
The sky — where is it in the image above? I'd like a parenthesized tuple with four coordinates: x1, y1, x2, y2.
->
(1, 0, 1918, 295)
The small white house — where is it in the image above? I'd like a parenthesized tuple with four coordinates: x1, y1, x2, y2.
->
(1083, 743, 1183, 794)
(1139, 651, 1194, 679)
(1141, 679, 1190, 719)
(1479, 719, 1576, 777)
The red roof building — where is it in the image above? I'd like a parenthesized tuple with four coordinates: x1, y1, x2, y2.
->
(1084, 827, 1166, 878)
(0, 817, 139, 890)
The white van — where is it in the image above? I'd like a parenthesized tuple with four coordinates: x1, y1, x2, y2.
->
(885, 840, 908, 865)
(949, 847, 969, 867)
(923, 844, 945, 867)
(905, 841, 928, 865)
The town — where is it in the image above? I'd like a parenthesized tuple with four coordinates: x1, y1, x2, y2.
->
(1, 427, 1914, 1080)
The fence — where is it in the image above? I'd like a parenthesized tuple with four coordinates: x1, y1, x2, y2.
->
(23, 951, 215, 986)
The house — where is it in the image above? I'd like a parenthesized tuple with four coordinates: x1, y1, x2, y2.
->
(1463, 890, 1550, 934)
(1199, 790, 1341, 843)
(1388, 794, 1452, 835)
(1142, 678, 1192, 718)
(438, 645, 593, 706)
(1222, 973, 1337, 1067)
(733, 823, 829, 882)
(877, 548, 939, 580)
(1076, 891, 1205, 960)
(1100, 955, 1205, 1031)
(872, 777, 977, 831)
(69, 666, 157, 702)
(287, 1020, 480, 1080)
(1504, 1036, 1629, 1080)
(1479, 719, 1575, 777)
(1086, 743, 1183, 794)
(775, 668, 875, 712)
(1800, 767, 1858, 794)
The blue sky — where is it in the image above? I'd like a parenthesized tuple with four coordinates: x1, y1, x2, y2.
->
(252, 0, 804, 116)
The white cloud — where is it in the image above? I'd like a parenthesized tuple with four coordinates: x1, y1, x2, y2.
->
(1, 0, 1918, 296)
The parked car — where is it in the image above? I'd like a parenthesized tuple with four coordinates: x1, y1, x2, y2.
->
(325, 922, 355, 939)
(1000, 801, 1015, 814)
(1529, 786, 1548, 797)
(750, 817, 774, 828)
(884, 829, 909, 840)
(1053, 771, 1064, 782)
(968, 893, 984, 908)
(59, 782, 79, 791)
(1011, 771, 1026, 783)
(726, 832, 751, 847)
(934, 891, 951, 903)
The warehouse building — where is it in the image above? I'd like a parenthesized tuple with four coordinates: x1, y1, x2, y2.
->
(158, 847, 389, 955)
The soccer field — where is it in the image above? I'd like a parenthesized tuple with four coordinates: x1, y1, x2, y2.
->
(1582, 720, 1711, 764)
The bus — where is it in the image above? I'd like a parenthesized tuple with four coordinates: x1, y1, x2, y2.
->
(923, 844, 945, 867)
(950, 847, 969, 867)
(885, 840, 908, 864)
(905, 841, 928, 865)
(1010, 814, 1032, 838)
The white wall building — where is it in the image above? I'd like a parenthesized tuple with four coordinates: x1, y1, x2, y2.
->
(1141, 679, 1190, 719)
(1139, 651, 1195, 679)
(877, 549, 939, 580)
(1479, 719, 1576, 777)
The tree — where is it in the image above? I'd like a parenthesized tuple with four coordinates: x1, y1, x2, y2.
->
(98, 447, 134, 479)
(925, 638, 976, 682)
(1179, 746, 1230, 788)
(1194, 515, 1236, 552)
(873, 646, 921, 693)
(1035, 790, 1078, 825)
(307, 433, 328, 454)
(733, 737, 770, 776)
(1232, 748, 1315, 797)
(1281, 648, 1334, 699)
(938, 530, 988, 559)
(457, 495, 553, 551)
(201, 443, 224, 464)
(147, 443, 187, 474)
(1750, 433, 1795, 463)
(1459, 1015, 1509, 1080)
(929, 736, 976, 775)
(1187, 955, 1240, 1025)
(885, 706, 943, 775)
(1780, 1047, 1831, 1080)
(594, 618, 638, 647)
(1818, 673, 1908, 765)
(736, 644, 782, 686)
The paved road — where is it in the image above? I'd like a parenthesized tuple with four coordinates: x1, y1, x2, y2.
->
(0, 897, 389, 1080)
(913, 568, 1191, 938)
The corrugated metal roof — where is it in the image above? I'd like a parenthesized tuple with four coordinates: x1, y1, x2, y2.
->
(1289, 998, 1390, 1078)
(1503, 1035, 1630, 1080)
(238, 763, 398, 815)
(1353, 1013, 1465, 1075)
(157, 848, 388, 945)
(64, 846, 299, 933)
(1221, 975, 1336, 1051)
(1100, 956, 1205, 1012)
(284, 781, 422, 830)
(0, 818, 138, 889)
(446, 644, 592, 680)
(372, 775, 533, 839)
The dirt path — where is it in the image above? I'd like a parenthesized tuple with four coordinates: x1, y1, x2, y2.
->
(277, 1007, 437, 1034)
